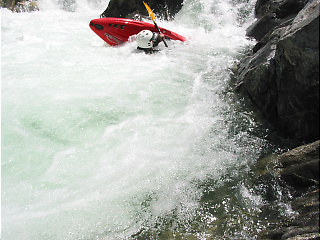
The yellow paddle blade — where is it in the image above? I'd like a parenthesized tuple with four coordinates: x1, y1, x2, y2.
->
(143, 1, 156, 22)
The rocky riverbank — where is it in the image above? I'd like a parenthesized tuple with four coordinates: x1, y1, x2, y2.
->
(236, 0, 319, 238)
(235, 0, 319, 143)
(256, 140, 319, 239)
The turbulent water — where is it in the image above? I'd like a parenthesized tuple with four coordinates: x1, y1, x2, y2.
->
(1, 0, 294, 239)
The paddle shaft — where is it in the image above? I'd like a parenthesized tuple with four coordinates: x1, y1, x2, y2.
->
(154, 22, 168, 47)
(143, 1, 168, 48)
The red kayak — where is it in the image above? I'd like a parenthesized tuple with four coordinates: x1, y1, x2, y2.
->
(89, 17, 186, 46)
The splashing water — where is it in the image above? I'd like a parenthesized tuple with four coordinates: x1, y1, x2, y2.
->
(2, 0, 292, 239)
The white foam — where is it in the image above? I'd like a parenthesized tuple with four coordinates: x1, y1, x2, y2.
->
(1, 0, 269, 238)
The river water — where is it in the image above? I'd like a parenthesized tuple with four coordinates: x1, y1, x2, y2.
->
(1, 0, 294, 239)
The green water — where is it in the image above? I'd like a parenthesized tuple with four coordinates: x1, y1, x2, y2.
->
(1, 0, 295, 239)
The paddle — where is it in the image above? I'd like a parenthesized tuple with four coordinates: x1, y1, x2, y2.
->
(143, 1, 169, 48)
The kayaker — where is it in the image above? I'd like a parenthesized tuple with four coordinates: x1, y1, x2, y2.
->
(136, 30, 165, 54)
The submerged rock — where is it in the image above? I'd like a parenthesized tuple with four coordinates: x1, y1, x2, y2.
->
(257, 140, 320, 239)
(236, 0, 319, 143)
(100, 0, 184, 19)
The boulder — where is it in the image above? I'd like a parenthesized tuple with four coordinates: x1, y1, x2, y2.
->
(254, 0, 310, 18)
(278, 140, 320, 188)
(0, 0, 15, 9)
(256, 141, 320, 240)
(236, 0, 319, 143)
(246, 13, 293, 41)
(248, 0, 309, 41)
(258, 189, 320, 239)
(276, 0, 310, 19)
(0, 0, 38, 12)
(100, 0, 184, 19)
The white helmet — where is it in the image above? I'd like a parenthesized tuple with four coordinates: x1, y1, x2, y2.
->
(136, 30, 153, 49)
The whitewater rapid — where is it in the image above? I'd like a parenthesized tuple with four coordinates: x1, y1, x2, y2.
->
(1, 0, 291, 239)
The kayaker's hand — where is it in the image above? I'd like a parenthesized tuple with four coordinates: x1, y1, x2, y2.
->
(159, 33, 165, 41)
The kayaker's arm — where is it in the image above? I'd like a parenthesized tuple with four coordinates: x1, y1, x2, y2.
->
(152, 33, 166, 47)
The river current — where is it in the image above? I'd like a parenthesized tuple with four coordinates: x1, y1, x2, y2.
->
(2, 0, 294, 239)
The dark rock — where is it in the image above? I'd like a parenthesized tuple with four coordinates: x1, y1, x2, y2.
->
(100, 0, 184, 19)
(237, 1, 319, 238)
(274, 7, 319, 142)
(236, 0, 319, 143)
(277, 142, 320, 238)
(255, 0, 309, 19)
(276, 0, 310, 19)
(281, 227, 320, 239)
(291, 189, 319, 212)
(255, 0, 281, 18)
(249, 0, 305, 41)
(277, 140, 320, 189)
(251, 16, 295, 52)
(277, 140, 320, 167)
(0, 0, 38, 12)
(258, 228, 285, 239)
(280, 159, 319, 188)
(247, 14, 295, 42)
(256, 141, 320, 240)
(0, 0, 15, 9)
(247, 13, 281, 41)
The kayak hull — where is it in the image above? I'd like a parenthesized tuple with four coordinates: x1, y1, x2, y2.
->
(89, 17, 186, 46)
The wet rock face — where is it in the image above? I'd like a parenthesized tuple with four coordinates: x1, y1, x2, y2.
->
(100, 0, 184, 19)
(274, 12, 319, 142)
(255, 0, 310, 18)
(248, 0, 310, 41)
(236, 0, 319, 143)
(241, 2, 319, 233)
(278, 140, 320, 188)
(256, 140, 320, 240)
